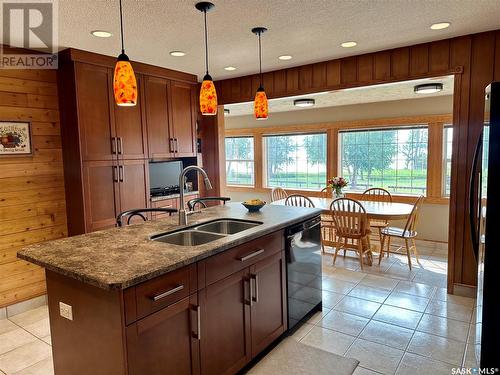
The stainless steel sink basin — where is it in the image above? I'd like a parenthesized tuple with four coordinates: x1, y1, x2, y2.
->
(194, 219, 261, 235)
(152, 230, 225, 246)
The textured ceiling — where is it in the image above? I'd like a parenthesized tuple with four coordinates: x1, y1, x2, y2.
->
(225, 76, 454, 116)
(58, 0, 500, 81)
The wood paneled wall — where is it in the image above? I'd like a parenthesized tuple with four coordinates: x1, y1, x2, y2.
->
(0, 65, 66, 307)
(213, 30, 500, 292)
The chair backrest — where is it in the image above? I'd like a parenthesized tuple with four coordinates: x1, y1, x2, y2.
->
(320, 187, 330, 198)
(187, 197, 231, 211)
(403, 195, 424, 236)
(285, 194, 315, 208)
(362, 187, 393, 202)
(116, 208, 177, 227)
(271, 187, 288, 202)
(329, 198, 369, 239)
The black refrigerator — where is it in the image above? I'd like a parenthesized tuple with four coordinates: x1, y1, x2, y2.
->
(469, 82, 500, 368)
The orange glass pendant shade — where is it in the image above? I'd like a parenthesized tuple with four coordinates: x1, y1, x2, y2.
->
(254, 87, 268, 120)
(113, 54, 137, 106)
(200, 74, 217, 115)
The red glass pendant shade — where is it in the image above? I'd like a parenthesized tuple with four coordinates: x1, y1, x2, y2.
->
(200, 73, 217, 115)
(254, 86, 268, 120)
(113, 53, 137, 106)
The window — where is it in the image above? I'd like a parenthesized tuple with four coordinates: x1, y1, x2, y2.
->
(339, 126, 428, 195)
(225, 137, 254, 186)
(264, 133, 327, 190)
(443, 126, 453, 196)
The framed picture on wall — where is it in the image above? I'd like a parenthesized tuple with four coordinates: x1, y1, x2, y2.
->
(0, 121, 33, 156)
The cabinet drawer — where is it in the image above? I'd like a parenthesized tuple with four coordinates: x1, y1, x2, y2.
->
(151, 198, 177, 219)
(203, 230, 284, 286)
(125, 264, 197, 322)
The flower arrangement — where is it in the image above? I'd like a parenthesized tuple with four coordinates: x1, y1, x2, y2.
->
(327, 176, 348, 198)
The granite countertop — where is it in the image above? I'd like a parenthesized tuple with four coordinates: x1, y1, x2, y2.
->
(18, 203, 321, 290)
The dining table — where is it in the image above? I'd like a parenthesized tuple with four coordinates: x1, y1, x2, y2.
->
(271, 196, 415, 265)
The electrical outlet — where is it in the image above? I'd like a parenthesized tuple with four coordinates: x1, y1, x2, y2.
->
(59, 302, 73, 321)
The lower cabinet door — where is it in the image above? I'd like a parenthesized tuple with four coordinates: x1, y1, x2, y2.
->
(250, 250, 287, 357)
(126, 294, 200, 375)
(118, 159, 149, 223)
(200, 269, 251, 375)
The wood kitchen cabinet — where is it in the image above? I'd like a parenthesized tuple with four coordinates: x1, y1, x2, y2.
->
(58, 48, 199, 235)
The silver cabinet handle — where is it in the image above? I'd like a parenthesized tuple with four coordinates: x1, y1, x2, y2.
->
(194, 305, 201, 340)
(118, 137, 123, 155)
(118, 165, 124, 182)
(111, 137, 117, 154)
(251, 274, 259, 303)
(239, 249, 264, 262)
(112, 166, 118, 182)
(174, 138, 179, 153)
(150, 284, 184, 301)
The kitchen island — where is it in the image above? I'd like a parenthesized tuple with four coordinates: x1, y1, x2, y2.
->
(18, 203, 322, 375)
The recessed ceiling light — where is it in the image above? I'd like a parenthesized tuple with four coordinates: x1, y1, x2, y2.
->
(414, 83, 443, 94)
(170, 51, 186, 57)
(430, 22, 450, 30)
(278, 55, 292, 61)
(224, 66, 237, 71)
(91, 30, 112, 38)
(224, 108, 230, 115)
(341, 41, 357, 48)
(294, 98, 315, 107)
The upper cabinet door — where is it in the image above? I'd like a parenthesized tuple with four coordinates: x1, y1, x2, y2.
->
(170, 81, 197, 157)
(75, 63, 116, 161)
(145, 76, 174, 159)
(114, 74, 148, 160)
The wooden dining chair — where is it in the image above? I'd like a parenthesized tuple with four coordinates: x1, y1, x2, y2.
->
(379, 195, 424, 270)
(271, 187, 288, 202)
(320, 187, 330, 197)
(361, 188, 393, 254)
(284, 194, 315, 208)
(319, 187, 336, 254)
(330, 198, 371, 270)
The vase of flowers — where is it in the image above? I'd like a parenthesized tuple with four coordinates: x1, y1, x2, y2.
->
(328, 176, 348, 199)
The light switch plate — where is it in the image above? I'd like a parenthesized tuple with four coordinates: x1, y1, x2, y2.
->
(59, 302, 73, 321)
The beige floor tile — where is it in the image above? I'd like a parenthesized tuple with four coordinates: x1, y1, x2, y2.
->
(468, 324, 480, 345)
(407, 331, 465, 365)
(21, 318, 50, 340)
(322, 277, 357, 295)
(289, 323, 314, 341)
(8, 307, 49, 328)
(330, 268, 366, 283)
(353, 367, 382, 375)
(395, 352, 455, 375)
(416, 314, 469, 342)
(373, 305, 423, 330)
(360, 275, 398, 291)
(0, 329, 37, 355)
(433, 289, 476, 308)
(301, 326, 356, 356)
(41, 335, 52, 346)
(333, 296, 381, 319)
(318, 310, 369, 336)
(305, 308, 332, 325)
(394, 280, 436, 298)
(6, 297, 47, 319)
(463, 343, 479, 369)
(385, 292, 430, 312)
(345, 338, 404, 374)
(0, 340, 51, 374)
(359, 320, 414, 350)
(348, 285, 391, 304)
(0, 309, 6, 321)
(12, 356, 54, 375)
(425, 300, 473, 322)
(321, 290, 345, 309)
(412, 270, 447, 288)
(0, 320, 18, 335)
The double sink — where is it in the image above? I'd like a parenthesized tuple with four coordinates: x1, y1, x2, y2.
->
(151, 219, 262, 246)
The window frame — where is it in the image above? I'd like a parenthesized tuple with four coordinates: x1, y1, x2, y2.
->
(224, 136, 256, 187)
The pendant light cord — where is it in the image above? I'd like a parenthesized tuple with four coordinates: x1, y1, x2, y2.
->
(204, 10, 209, 75)
(119, 0, 125, 54)
(258, 32, 263, 87)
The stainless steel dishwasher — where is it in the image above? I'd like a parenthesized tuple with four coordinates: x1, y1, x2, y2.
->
(285, 216, 323, 331)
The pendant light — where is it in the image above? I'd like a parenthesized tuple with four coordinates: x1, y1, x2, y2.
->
(252, 27, 268, 120)
(196, 2, 217, 116)
(113, 0, 137, 106)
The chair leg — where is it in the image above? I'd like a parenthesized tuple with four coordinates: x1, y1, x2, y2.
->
(405, 239, 412, 270)
(411, 238, 420, 263)
(378, 227, 384, 256)
(357, 241, 364, 270)
(379, 234, 386, 265)
(333, 247, 340, 265)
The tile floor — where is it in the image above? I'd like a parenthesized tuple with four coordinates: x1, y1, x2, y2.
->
(0, 240, 478, 375)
